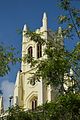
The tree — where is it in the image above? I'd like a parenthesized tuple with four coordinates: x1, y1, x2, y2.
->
(58, 0, 80, 92)
(0, 44, 21, 94)
(38, 93, 80, 120)
(0, 44, 21, 77)
(58, 0, 80, 39)
(26, 0, 80, 94)
(15, 93, 80, 120)
(27, 30, 80, 94)
(6, 105, 32, 120)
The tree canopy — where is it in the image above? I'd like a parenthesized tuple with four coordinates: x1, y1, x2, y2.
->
(26, 0, 80, 94)
(0, 44, 21, 77)
(5, 93, 80, 120)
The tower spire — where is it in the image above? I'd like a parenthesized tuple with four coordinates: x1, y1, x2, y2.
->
(22, 24, 29, 37)
(23, 24, 27, 31)
(43, 12, 47, 19)
(42, 12, 47, 31)
(23, 24, 28, 32)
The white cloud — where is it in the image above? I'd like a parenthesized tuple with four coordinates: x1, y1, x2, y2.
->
(1, 80, 14, 110)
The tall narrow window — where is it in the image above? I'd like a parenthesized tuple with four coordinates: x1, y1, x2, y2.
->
(37, 44, 42, 58)
(32, 100, 34, 110)
(35, 100, 37, 109)
(32, 99, 37, 110)
(28, 46, 33, 57)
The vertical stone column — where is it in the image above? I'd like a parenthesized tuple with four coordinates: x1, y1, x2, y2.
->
(0, 96, 4, 115)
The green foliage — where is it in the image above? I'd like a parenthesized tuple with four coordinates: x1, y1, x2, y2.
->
(7, 106, 32, 120)
(1, 94, 78, 120)
(26, 31, 45, 45)
(58, 0, 80, 39)
(28, 33, 80, 94)
(33, 93, 80, 120)
(25, 0, 80, 94)
(4, 94, 80, 120)
(46, 93, 80, 120)
(58, 0, 80, 92)
(0, 44, 21, 77)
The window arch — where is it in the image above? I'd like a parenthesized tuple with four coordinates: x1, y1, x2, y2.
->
(26, 92, 38, 110)
(37, 43, 42, 58)
(28, 46, 33, 57)
(31, 97, 37, 110)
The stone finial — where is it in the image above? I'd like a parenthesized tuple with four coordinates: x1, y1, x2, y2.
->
(42, 12, 47, 31)
(23, 24, 28, 32)
(43, 12, 47, 19)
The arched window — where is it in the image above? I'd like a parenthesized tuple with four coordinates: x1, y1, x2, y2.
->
(28, 46, 33, 57)
(31, 98, 37, 110)
(37, 44, 42, 58)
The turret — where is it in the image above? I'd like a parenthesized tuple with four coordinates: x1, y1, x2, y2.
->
(14, 71, 24, 107)
(13, 71, 20, 106)
(42, 12, 47, 31)
(21, 24, 29, 71)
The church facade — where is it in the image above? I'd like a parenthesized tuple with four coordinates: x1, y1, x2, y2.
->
(13, 13, 63, 110)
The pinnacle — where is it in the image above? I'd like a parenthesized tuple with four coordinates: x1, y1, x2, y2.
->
(23, 24, 28, 31)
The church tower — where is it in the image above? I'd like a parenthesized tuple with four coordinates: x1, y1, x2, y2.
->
(14, 12, 63, 110)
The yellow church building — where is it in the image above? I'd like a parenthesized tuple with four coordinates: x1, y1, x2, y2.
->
(13, 12, 63, 110)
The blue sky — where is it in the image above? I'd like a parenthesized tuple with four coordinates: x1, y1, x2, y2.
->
(0, 0, 80, 109)
(0, 0, 61, 83)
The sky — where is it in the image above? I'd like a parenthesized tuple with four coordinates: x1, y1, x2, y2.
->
(0, 0, 80, 110)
